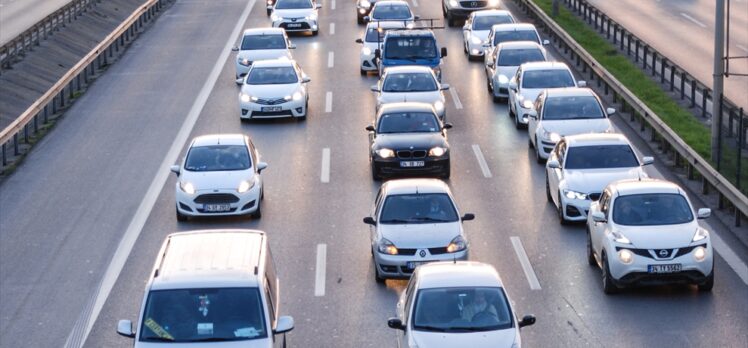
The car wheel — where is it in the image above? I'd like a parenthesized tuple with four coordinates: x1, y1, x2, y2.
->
(447, 13, 455, 27)
(312, 30, 319, 36)
(176, 206, 188, 222)
(557, 193, 568, 225)
(371, 163, 382, 181)
(441, 166, 451, 179)
(267, 9, 271, 16)
(509, 102, 516, 118)
(515, 112, 523, 129)
(251, 199, 262, 219)
(601, 253, 619, 294)
(360, 68, 367, 76)
(357, 16, 364, 25)
(464, 41, 468, 54)
(698, 268, 714, 292)
(373, 260, 385, 283)
(545, 175, 553, 203)
(486, 78, 493, 92)
(492, 92, 501, 103)
(586, 228, 597, 266)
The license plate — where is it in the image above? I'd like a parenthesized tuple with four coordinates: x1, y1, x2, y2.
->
(286, 23, 302, 28)
(261, 106, 282, 112)
(204, 204, 231, 212)
(400, 161, 425, 168)
(407, 261, 427, 270)
(648, 264, 682, 273)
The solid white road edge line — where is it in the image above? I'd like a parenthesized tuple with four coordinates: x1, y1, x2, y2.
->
(321, 148, 331, 183)
(328, 51, 334, 68)
(65, 1, 259, 347)
(737, 44, 748, 53)
(330, 22, 335, 35)
(511, 236, 542, 290)
(325, 91, 333, 113)
(315, 244, 327, 296)
(680, 13, 707, 28)
(471, 144, 493, 178)
(707, 222, 748, 285)
(449, 86, 463, 109)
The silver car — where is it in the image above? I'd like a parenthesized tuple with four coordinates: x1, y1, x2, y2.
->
(371, 66, 450, 121)
(363, 179, 473, 282)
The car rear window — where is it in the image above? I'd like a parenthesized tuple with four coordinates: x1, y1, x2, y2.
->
(521, 69, 575, 89)
(542, 96, 604, 120)
(473, 15, 515, 31)
(372, 4, 412, 20)
(383, 72, 437, 92)
(246, 67, 298, 85)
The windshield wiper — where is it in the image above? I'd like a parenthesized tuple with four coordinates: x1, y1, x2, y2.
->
(411, 217, 453, 222)
(415, 325, 447, 332)
(381, 218, 412, 223)
(386, 56, 419, 61)
(189, 337, 241, 342)
(142, 336, 175, 342)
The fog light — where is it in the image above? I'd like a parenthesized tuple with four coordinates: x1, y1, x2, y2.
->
(618, 249, 633, 264)
(242, 109, 248, 116)
(295, 107, 303, 113)
(693, 246, 707, 262)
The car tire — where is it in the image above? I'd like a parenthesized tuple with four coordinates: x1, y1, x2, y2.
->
(441, 166, 451, 179)
(586, 228, 597, 266)
(492, 93, 501, 103)
(371, 164, 382, 181)
(360, 68, 367, 76)
(515, 113, 523, 129)
(374, 261, 385, 283)
(698, 268, 714, 292)
(251, 199, 262, 219)
(464, 42, 468, 54)
(176, 206, 188, 222)
(486, 78, 493, 92)
(267, 9, 271, 16)
(357, 16, 364, 25)
(557, 193, 568, 225)
(509, 102, 516, 118)
(545, 176, 553, 203)
(447, 13, 455, 27)
(312, 30, 319, 36)
(536, 138, 545, 164)
(601, 253, 619, 294)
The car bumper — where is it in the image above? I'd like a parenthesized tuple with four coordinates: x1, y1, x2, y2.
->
(492, 79, 509, 97)
(372, 156, 450, 177)
(375, 249, 468, 279)
(607, 244, 714, 287)
(360, 53, 377, 71)
(175, 184, 261, 217)
(560, 197, 591, 221)
(467, 41, 485, 56)
(240, 99, 306, 119)
(235, 63, 251, 79)
(517, 104, 533, 125)
(273, 19, 318, 32)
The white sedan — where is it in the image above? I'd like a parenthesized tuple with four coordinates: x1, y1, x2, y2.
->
(269, 0, 321, 35)
(482, 23, 547, 65)
(587, 179, 714, 294)
(239, 59, 310, 120)
(231, 28, 295, 82)
(370, 66, 449, 121)
(485, 41, 547, 102)
(171, 134, 267, 221)
(508, 61, 583, 128)
(356, 21, 406, 75)
(546, 133, 653, 224)
(462, 10, 515, 59)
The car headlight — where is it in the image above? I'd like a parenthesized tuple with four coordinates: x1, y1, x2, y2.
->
(179, 181, 196, 195)
(271, 14, 281, 21)
(362, 46, 372, 56)
(433, 100, 444, 113)
(449, 0, 459, 7)
(498, 74, 509, 84)
(306, 13, 318, 21)
(378, 238, 398, 255)
(237, 179, 255, 193)
(375, 148, 395, 158)
(692, 228, 709, 242)
(429, 146, 447, 157)
(488, 0, 500, 6)
(292, 91, 303, 101)
(521, 99, 534, 109)
(240, 93, 257, 103)
(617, 249, 633, 264)
(541, 129, 561, 143)
(238, 58, 251, 66)
(610, 231, 631, 244)
(563, 189, 587, 200)
(447, 235, 467, 253)
(360, 0, 371, 8)
(693, 246, 707, 262)
(470, 36, 483, 45)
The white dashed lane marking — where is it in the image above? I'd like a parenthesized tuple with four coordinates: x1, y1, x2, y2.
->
(330, 22, 335, 35)
(472, 144, 493, 178)
(321, 148, 330, 183)
(511, 237, 542, 290)
(325, 91, 332, 113)
(680, 12, 707, 28)
(328, 51, 334, 68)
(315, 244, 327, 296)
(449, 86, 463, 109)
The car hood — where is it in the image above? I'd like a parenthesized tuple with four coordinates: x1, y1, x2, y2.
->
(374, 133, 446, 150)
(379, 222, 462, 248)
(470, 30, 491, 41)
(539, 118, 611, 136)
(242, 83, 299, 98)
(135, 339, 272, 348)
(378, 91, 443, 105)
(274, 9, 314, 18)
(497, 66, 519, 79)
(237, 49, 291, 63)
(616, 222, 700, 249)
(410, 328, 516, 348)
(518, 88, 544, 104)
(181, 169, 255, 192)
(563, 167, 645, 193)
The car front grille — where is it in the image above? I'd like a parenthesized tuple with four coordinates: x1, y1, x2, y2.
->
(397, 150, 427, 159)
(428, 247, 449, 255)
(255, 97, 287, 105)
(252, 110, 294, 117)
(194, 193, 240, 204)
(616, 244, 706, 260)
(397, 248, 417, 256)
(460, 1, 487, 8)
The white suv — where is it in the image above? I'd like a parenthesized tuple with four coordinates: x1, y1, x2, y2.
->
(117, 229, 294, 346)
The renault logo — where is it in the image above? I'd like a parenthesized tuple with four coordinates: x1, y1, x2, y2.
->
(658, 249, 669, 257)
(419, 250, 426, 257)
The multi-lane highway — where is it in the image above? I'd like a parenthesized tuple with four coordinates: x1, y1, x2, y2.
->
(1, 0, 748, 347)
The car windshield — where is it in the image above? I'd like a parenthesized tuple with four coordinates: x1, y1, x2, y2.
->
(493, 29, 540, 45)
(565, 145, 639, 169)
(384, 37, 437, 59)
(412, 287, 513, 332)
(612, 194, 694, 226)
(246, 67, 298, 85)
(542, 96, 604, 120)
(383, 72, 437, 92)
(372, 4, 412, 19)
(275, 0, 312, 9)
(184, 145, 251, 172)
(497, 48, 545, 66)
(365, 28, 388, 42)
(377, 112, 440, 133)
(240, 34, 286, 50)
(521, 69, 575, 89)
(473, 15, 514, 30)
(139, 288, 267, 343)
(380, 193, 458, 223)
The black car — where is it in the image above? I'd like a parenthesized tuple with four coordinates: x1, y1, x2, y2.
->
(357, 0, 378, 24)
(367, 103, 452, 180)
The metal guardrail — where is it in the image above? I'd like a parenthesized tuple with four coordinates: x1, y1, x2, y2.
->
(512, 0, 748, 226)
(0, 0, 97, 71)
(0, 0, 168, 169)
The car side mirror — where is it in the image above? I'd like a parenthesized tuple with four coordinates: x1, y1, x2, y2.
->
(697, 208, 711, 219)
(355, 38, 364, 44)
(591, 211, 607, 223)
(316, 3, 322, 9)
(117, 319, 135, 338)
(443, 123, 453, 130)
(606, 107, 616, 115)
(440, 83, 450, 91)
(274, 316, 294, 334)
(302, 76, 311, 83)
(547, 159, 561, 169)
(461, 213, 475, 221)
(363, 216, 377, 225)
(641, 156, 654, 166)
(414, 15, 421, 20)
(440, 47, 448, 58)
(231, 46, 239, 52)
(366, 125, 375, 132)
(542, 39, 550, 45)
(267, 5, 273, 10)
(387, 318, 405, 330)
(370, 85, 380, 92)
(288, 43, 297, 49)
(519, 315, 536, 328)
(577, 80, 587, 87)
(364, 16, 370, 22)
(257, 162, 268, 173)
(508, 80, 518, 90)
(528, 109, 538, 119)
(170, 165, 181, 176)
(486, 60, 494, 68)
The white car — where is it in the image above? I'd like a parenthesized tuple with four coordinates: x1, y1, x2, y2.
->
(388, 261, 536, 348)
(239, 59, 311, 120)
(528, 88, 613, 162)
(356, 21, 406, 75)
(442, 0, 501, 27)
(546, 133, 653, 224)
(231, 28, 295, 82)
(356, 0, 380, 24)
(269, 0, 321, 36)
(363, 179, 474, 282)
(485, 41, 547, 102)
(370, 65, 449, 121)
(170, 134, 267, 221)
(365, 0, 417, 23)
(508, 62, 583, 128)
(587, 179, 714, 294)
(462, 10, 515, 59)
(483, 23, 547, 65)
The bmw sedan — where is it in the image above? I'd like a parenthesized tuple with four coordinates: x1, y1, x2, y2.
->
(371, 66, 449, 121)
(239, 59, 311, 120)
(363, 179, 474, 282)
(171, 134, 267, 221)
(367, 103, 452, 180)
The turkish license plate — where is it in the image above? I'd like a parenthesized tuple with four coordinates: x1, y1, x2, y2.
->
(261, 106, 282, 112)
(400, 161, 425, 168)
(286, 23, 302, 28)
(407, 261, 427, 270)
(648, 264, 682, 273)
(204, 204, 231, 212)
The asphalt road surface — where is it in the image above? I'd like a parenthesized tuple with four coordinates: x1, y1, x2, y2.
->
(1, 0, 747, 347)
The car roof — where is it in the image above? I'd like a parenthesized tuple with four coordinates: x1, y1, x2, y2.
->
(472, 9, 513, 18)
(374, 0, 410, 6)
(609, 179, 684, 197)
(520, 61, 570, 71)
(242, 27, 285, 36)
(251, 58, 295, 68)
(384, 65, 434, 74)
(191, 134, 246, 147)
(150, 230, 266, 290)
(564, 133, 630, 147)
(416, 261, 504, 288)
(544, 87, 595, 98)
(497, 41, 543, 50)
(491, 23, 538, 32)
(383, 178, 451, 195)
(378, 102, 436, 115)
(366, 21, 407, 30)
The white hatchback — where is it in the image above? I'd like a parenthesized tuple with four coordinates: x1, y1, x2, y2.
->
(269, 0, 321, 35)
(239, 59, 311, 120)
(171, 134, 267, 221)
(356, 21, 406, 75)
(370, 65, 449, 121)
(587, 179, 714, 294)
(231, 28, 295, 82)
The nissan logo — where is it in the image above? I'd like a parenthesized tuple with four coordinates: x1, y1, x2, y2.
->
(419, 250, 426, 257)
(658, 249, 669, 257)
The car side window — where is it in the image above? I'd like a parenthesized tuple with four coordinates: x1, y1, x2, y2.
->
(403, 278, 416, 323)
(374, 188, 384, 218)
(599, 191, 610, 217)
(516, 69, 523, 87)
(557, 141, 566, 165)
